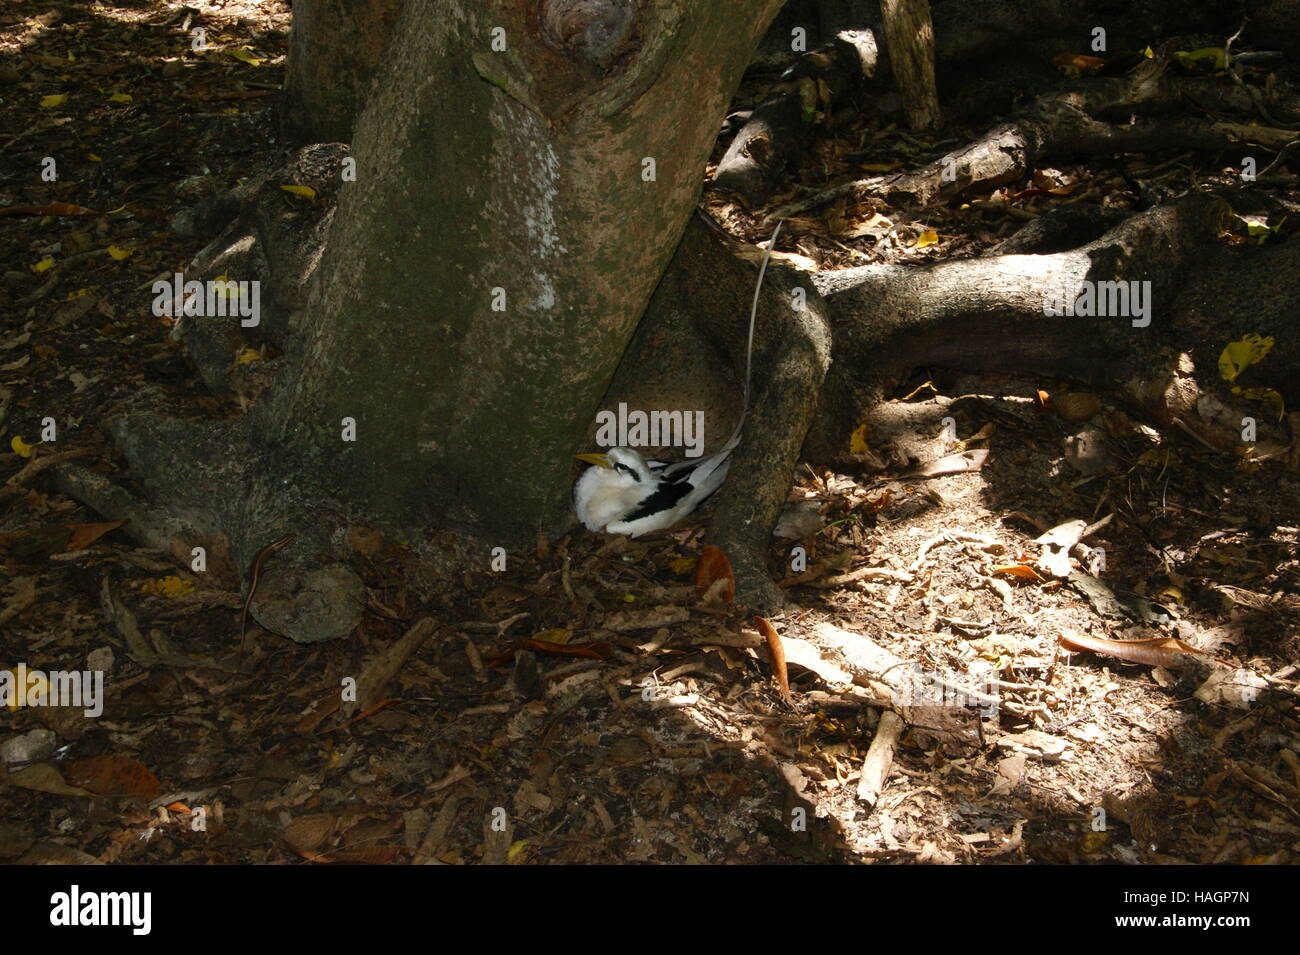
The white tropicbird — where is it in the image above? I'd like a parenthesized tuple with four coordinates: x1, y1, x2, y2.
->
(574, 220, 783, 536)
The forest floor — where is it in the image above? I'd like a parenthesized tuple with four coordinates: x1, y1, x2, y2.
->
(1, 1, 1297, 865)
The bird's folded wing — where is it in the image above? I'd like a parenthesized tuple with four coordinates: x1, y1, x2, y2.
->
(619, 476, 697, 524)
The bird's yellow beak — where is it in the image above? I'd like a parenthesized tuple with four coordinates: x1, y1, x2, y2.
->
(575, 452, 612, 468)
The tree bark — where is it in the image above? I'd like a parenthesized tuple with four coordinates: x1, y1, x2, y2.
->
(712, 30, 880, 204)
(879, 0, 938, 129)
(280, 0, 406, 145)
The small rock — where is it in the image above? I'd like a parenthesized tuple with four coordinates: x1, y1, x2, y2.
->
(774, 500, 824, 539)
(86, 646, 114, 672)
(1063, 425, 1114, 476)
(1, 728, 58, 765)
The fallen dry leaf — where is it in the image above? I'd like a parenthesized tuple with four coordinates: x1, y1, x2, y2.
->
(1058, 630, 1210, 668)
(8, 763, 95, 797)
(755, 616, 792, 704)
(66, 755, 160, 799)
(485, 638, 612, 666)
(994, 564, 1045, 581)
(695, 545, 735, 603)
(66, 519, 127, 551)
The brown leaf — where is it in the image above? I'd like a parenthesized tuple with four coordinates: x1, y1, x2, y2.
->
(293, 692, 341, 735)
(65, 519, 127, 551)
(0, 203, 105, 217)
(486, 638, 611, 666)
(1053, 392, 1101, 423)
(313, 845, 408, 865)
(282, 814, 340, 856)
(1058, 631, 1210, 669)
(330, 698, 400, 732)
(1010, 184, 1079, 200)
(755, 616, 792, 704)
(862, 489, 891, 513)
(66, 755, 160, 799)
(695, 545, 734, 602)
(521, 638, 610, 658)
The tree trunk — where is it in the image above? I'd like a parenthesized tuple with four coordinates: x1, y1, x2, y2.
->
(263, 0, 785, 541)
(279, 0, 406, 145)
(879, 0, 938, 129)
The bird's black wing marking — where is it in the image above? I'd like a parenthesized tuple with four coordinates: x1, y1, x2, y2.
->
(621, 479, 695, 522)
(658, 460, 702, 483)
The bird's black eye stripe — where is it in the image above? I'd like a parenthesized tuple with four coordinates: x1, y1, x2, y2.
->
(615, 463, 636, 478)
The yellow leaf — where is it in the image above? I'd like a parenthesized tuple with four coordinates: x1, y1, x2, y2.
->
(66, 287, 91, 301)
(11, 436, 36, 457)
(138, 576, 197, 598)
(668, 556, 697, 575)
(108, 92, 132, 104)
(532, 628, 571, 644)
(915, 229, 939, 248)
(1218, 334, 1273, 383)
(279, 184, 317, 199)
(1240, 215, 1286, 244)
(211, 272, 239, 299)
(1235, 386, 1285, 420)
(40, 93, 68, 108)
(1153, 585, 1184, 605)
(232, 346, 263, 367)
(228, 48, 264, 67)
(849, 423, 871, 454)
(1173, 47, 1227, 72)
(86, 153, 102, 162)
(31, 256, 55, 273)
(107, 245, 132, 260)
(3, 669, 49, 709)
(506, 840, 530, 863)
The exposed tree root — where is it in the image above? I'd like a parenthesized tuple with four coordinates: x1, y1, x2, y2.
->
(772, 59, 1299, 218)
(712, 30, 880, 203)
(618, 190, 1299, 610)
